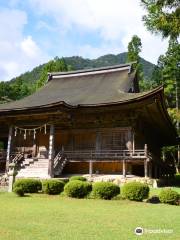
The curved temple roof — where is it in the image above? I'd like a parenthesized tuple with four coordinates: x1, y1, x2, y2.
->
(0, 64, 142, 111)
(0, 64, 177, 145)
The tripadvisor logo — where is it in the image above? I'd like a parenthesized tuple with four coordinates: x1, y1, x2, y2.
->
(135, 227, 144, 235)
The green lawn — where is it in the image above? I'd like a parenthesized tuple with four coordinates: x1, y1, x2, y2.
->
(0, 191, 179, 240)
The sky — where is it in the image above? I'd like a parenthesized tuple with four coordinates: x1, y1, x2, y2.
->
(0, 0, 169, 81)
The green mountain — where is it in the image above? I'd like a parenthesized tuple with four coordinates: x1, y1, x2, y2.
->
(10, 52, 155, 84)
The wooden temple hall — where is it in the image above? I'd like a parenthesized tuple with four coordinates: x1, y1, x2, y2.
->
(0, 64, 177, 179)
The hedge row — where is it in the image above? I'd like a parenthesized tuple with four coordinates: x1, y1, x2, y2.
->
(12, 178, 179, 205)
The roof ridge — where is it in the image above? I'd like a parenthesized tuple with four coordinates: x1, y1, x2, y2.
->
(48, 63, 136, 79)
(48, 63, 137, 81)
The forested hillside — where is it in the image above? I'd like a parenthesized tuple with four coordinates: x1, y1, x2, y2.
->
(10, 52, 155, 85)
(0, 52, 155, 103)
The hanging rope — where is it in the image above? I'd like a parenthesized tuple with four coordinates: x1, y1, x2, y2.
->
(14, 123, 48, 139)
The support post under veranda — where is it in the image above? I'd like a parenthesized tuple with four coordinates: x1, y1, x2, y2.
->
(48, 124, 55, 177)
(144, 144, 148, 178)
(6, 125, 13, 172)
(123, 159, 126, 178)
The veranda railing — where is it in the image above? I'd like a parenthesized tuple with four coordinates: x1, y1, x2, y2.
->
(63, 149, 149, 160)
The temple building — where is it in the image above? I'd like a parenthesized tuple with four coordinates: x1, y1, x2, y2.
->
(0, 64, 177, 179)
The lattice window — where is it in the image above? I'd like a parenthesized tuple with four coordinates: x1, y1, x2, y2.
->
(101, 130, 127, 150)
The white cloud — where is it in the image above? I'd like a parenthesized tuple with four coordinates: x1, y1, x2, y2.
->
(29, 0, 168, 63)
(77, 44, 122, 59)
(0, 1, 170, 80)
(0, 8, 49, 81)
(21, 36, 42, 58)
(36, 20, 57, 32)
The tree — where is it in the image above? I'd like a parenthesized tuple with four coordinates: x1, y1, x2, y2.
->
(127, 35, 144, 88)
(152, 38, 180, 108)
(151, 38, 180, 173)
(36, 57, 69, 89)
(0, 77, 32, 103)
(0, 82, 12, 103)
(10, 77, 32, 100)
(141, 0, 180, 39)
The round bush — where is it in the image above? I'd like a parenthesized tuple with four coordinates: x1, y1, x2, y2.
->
(69, 176, 87, 182)
(13, 186, 24, 197)
(42, 179, 65, 195)
(159, 188, 179, 205)
(13, 179, 42, 193)
(122, 182, 149, 201)
(64, 180, 92, 198)
(92, 182, 120, 200)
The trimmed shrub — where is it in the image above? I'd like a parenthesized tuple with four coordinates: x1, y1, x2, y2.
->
(64, 180, 92, 198)
(69, 176, 87, 182)
(13, 186, 24, 197)
(92, 182, 120, 200)
(159, 188, 179, 205)
(122, 182, 149, 201)
(13, 179, 42, 193)
(42, 179, 65, 195)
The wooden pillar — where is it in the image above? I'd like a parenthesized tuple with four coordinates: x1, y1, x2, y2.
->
(144, 144, 148, 157)
(144, 144, 148, 178)
(89, 160, 93, 176)
(94, 132, 100, 175)
(123, 159, 126, 178)
(48, 125, 55, 177)
(144, 159, 148, 178)
(149, 162, 152, 178)
(132, 132, 135, 154)
(6, 126, 13, 172)
(126, 130, 132, 152)
(95, 132, 101, 151)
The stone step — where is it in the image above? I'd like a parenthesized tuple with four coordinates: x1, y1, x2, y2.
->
(17, 174, 48, 177)
(17, 175, 50, 179)
(18, 170, 48, 172)
(21, 165, 48, 168)
(17, 157, 50, 178)
(27, 166, 48, 170)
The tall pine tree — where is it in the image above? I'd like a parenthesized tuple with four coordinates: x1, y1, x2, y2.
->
(127, 35, 144, 90)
